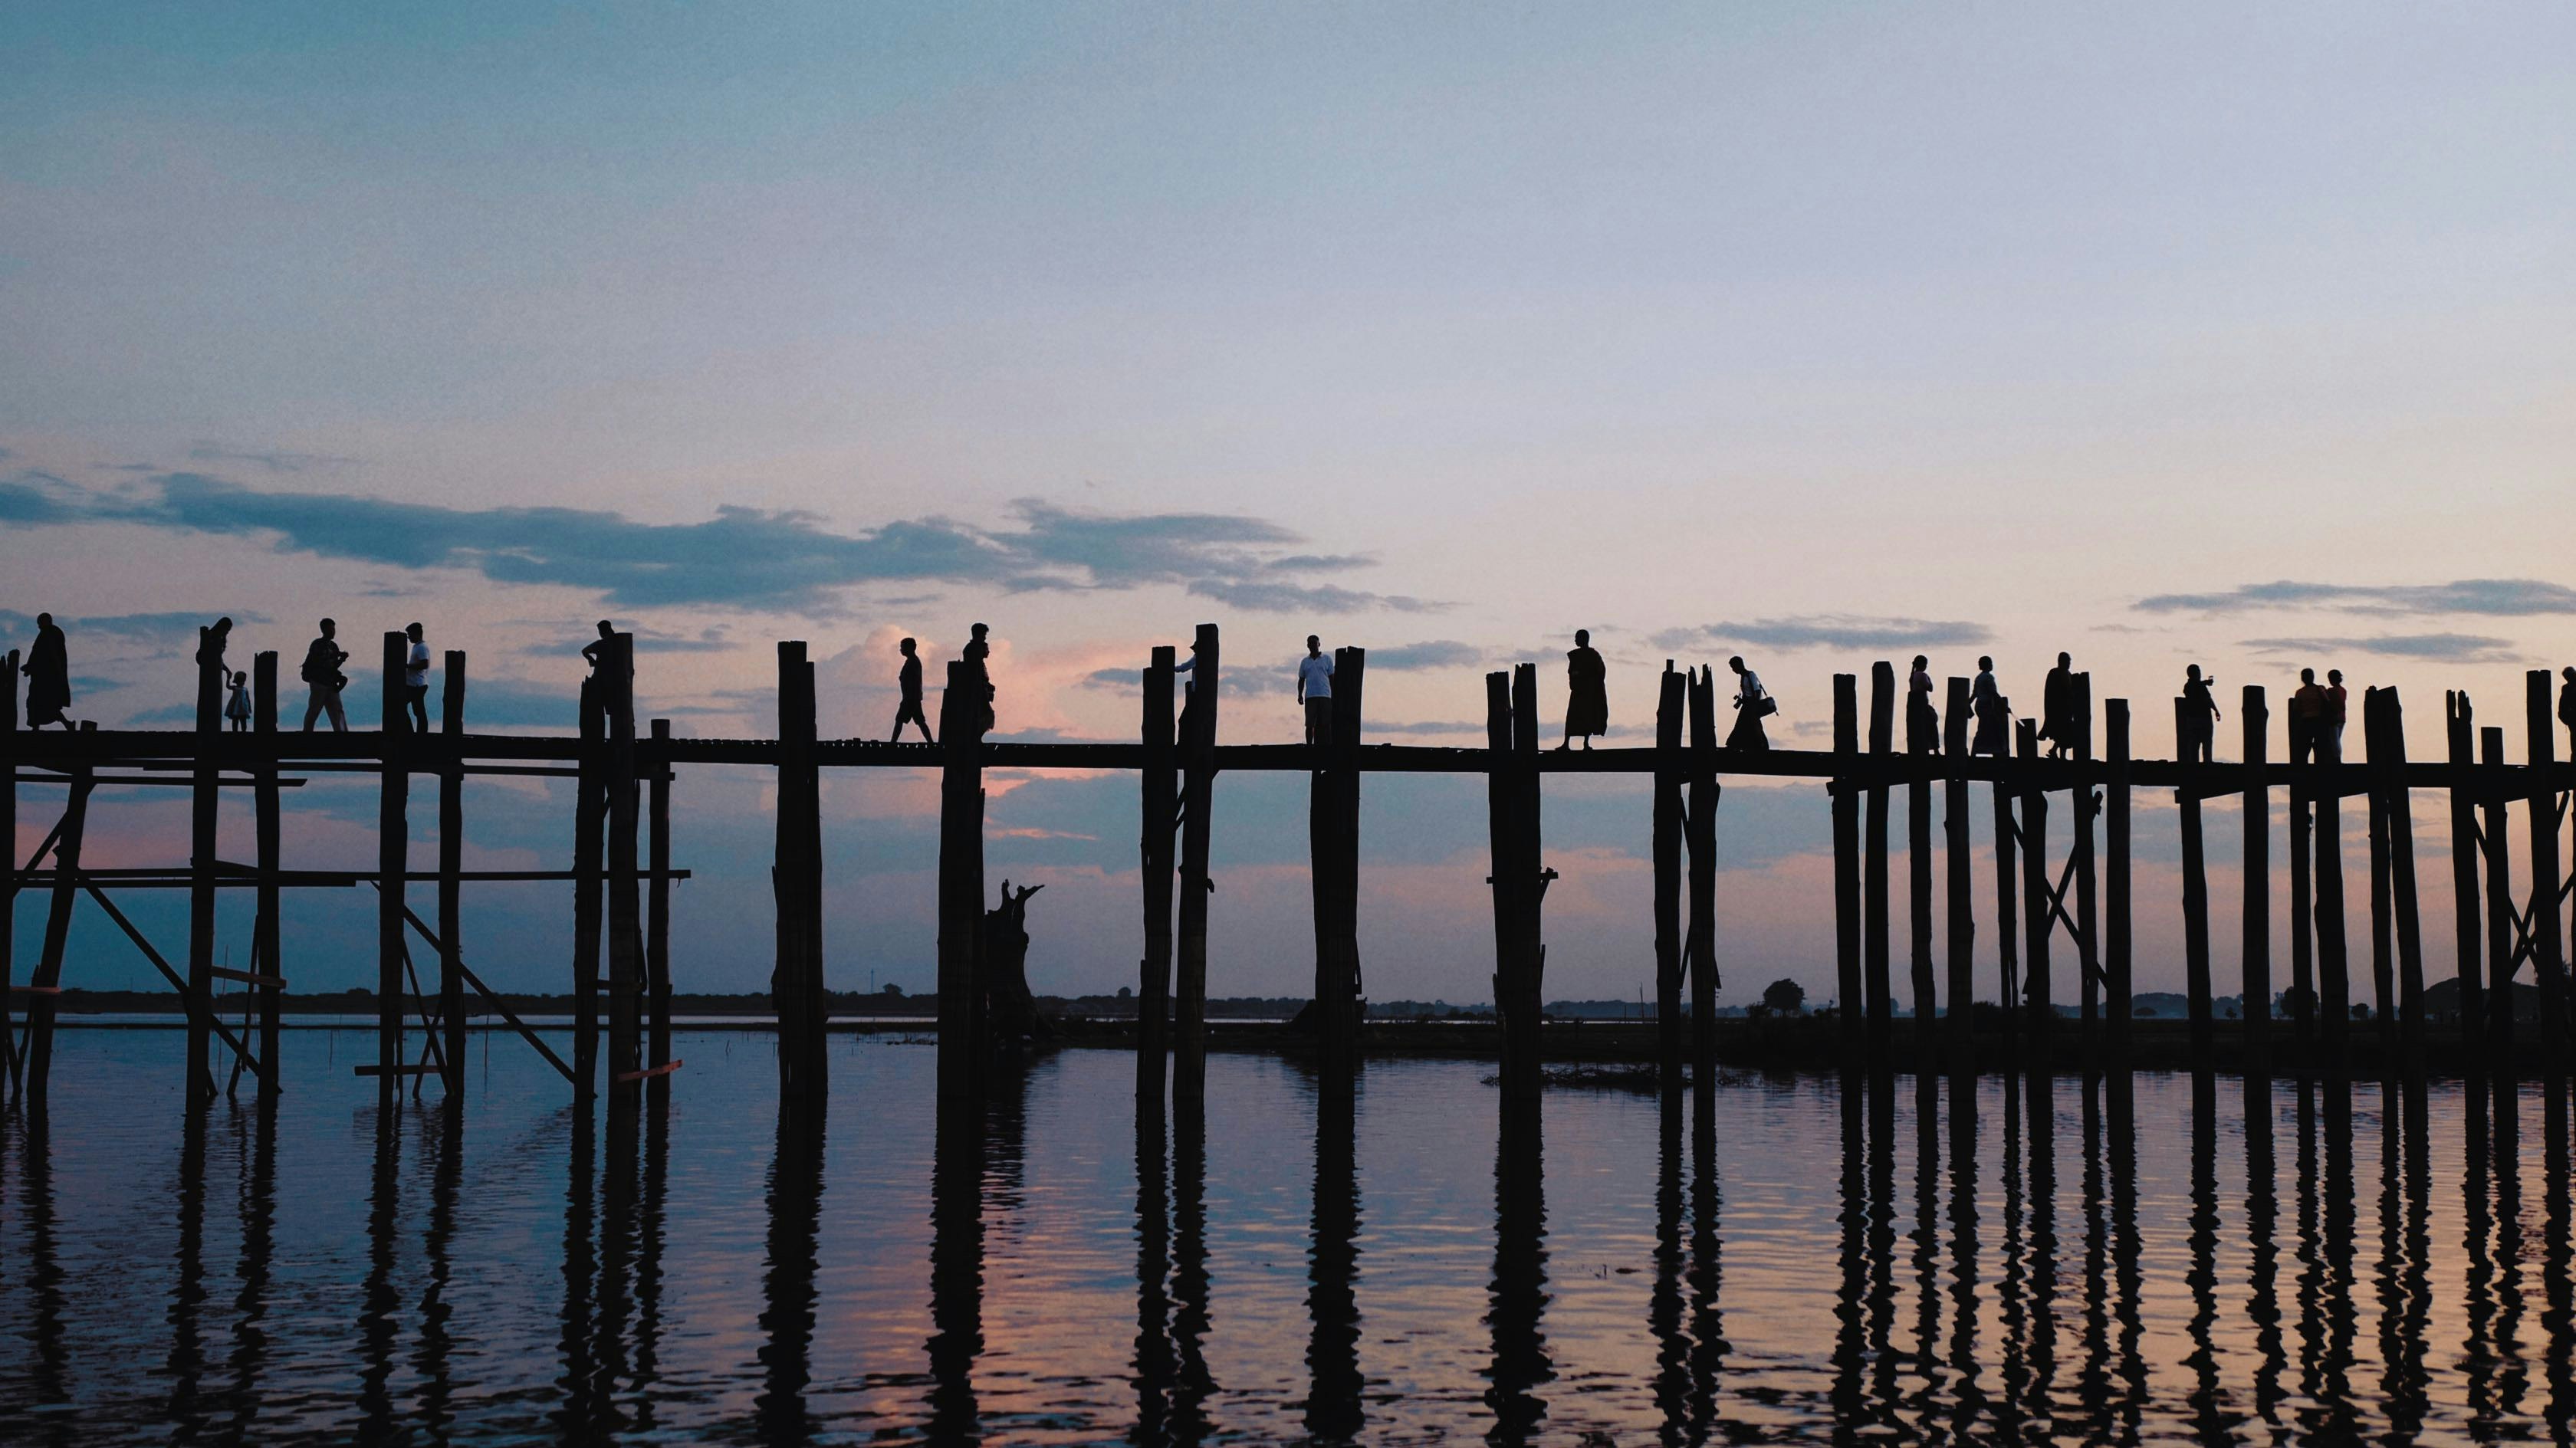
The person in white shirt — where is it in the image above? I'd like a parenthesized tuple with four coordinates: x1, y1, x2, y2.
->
(1727, 655, 1769, 751)
(1296, 635, 1334, 746)
(403, 622, 432, 733)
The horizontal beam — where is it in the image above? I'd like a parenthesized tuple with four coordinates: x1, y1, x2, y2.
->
(353, 1063, 439, 1077)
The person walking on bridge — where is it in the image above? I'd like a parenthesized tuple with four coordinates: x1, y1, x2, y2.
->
(2039, 652, 2078, 758)
(1727, 655, 1771, 751)
(890, 636, 935, 744)
(402, 622, 432, 733)
(1906, 655, 1939, 754)
(301, 618, 349, 732)
(24, 612, 72, 730)
(1296, 635, 1335, 746)
(2180, 665, 2221, 764)
(1970, 655, 2007, 757)
(1559, 630, 1606, 750)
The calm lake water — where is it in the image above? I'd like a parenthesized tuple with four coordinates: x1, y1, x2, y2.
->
(2, 1029, 2570, 1444)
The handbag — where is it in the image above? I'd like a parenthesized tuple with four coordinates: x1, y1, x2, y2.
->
(1752, 694, 1779, 719)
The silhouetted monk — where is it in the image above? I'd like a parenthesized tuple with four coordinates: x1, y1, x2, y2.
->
(961, 623, 995, 734)
(1296, 634, 1335, 747)
(196, 616, 233, 690)
(1970, 655, 2007, 757)
(301, 618, 350, 732)
(1726, 655, 1770, 750)
(2180, 664, 2221, 764)
(25, 612, 71, 730)
(891, 636, 935, 744)
(402, 622, 431, 733)
(1559, 629, 1606, 750)
(1905, 654, 1938, 754)
(2289, 667, 2326, 765)
(225, 670, 251, 732)
(2039, 652, 2076, 758)
(2325, 668, 2349, 760)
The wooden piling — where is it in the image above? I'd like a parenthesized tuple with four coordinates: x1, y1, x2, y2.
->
(1831, 674, 1861, 1048)
(775, 642, 826, 1103)
(1311, 647, 1365, 1085)
(2528, 670, 2568, 1074)
(1942, 678, 1973, 1076)
(1686, 667, 1718, 1073)
(573, 662, 606, 1096)
(1907, 670, 1936, 1065)
(2174, 696, 2212, 1070)
(0, 651, 15, 1079)
(2017, 719, 2051, 1069)
(1864, 662, 1894, 1061)
(2071, 674, 2101, 1056)
(2104, 699, 2132, 1066)
(1139, 647, 1178, 1079)
(1487, 665, 1548, 1098)
(2242, 687, 2271, 1076)
(603, 634, 644, 1095)
(1993, 727, 2022, 1065)
(26, 737, 95, 1102)
(378, 632, 408, 1097)
(2364, 690, 2397, 1068)
(2481, 726, 2517, 1072)
(2290, 733, 2315, 1056)
(2315, 718, 2350, 1073)
(1175, 624, 1220, 1099)
(2446, 692, 2484, 1059)
(188, 627, 224, 1099)
(648, 717, 675, 1102)
(1654, 665, 1686, 1079)
(439, 652, 465, 1096)
(2378, 689, 2426, 1076)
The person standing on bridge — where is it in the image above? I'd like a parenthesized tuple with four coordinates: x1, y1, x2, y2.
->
(225, 671, 252, 732)
(1559, 629, 1606, 750)
(1970, 655, 2007, 757)
(1296, 634, 1335, 747)
(2325, 668, 2349, 761)
(2039, 652, 2078, 758)
(2179, 664, 2221, 764)
(301, 618, 350, 732)
(890, 636, 935, 744)
(1727, 655, 1771, 751)
(23, 613, 73, 731)
(2288, 667, 2326, 765)
(961, 623, 996, 734)
(402, 622, 432, 734)
(2561, 666, 2574, 751)
(1906, 654, 1939, 754)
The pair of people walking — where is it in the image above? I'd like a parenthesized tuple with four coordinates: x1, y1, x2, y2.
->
(1556, 632, 1770, 751)
(886, 624, 997, 744)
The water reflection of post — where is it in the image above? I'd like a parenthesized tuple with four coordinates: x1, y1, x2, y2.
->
(1304, 1075, 1362, 1443)
(2247, 1076, 2283, 1422)
(2495, 1075, 2530, 1423)
(1907, 1074, 1941, 1435)
(758, 1099, 827, 1444)
(2024, 1071, 2058, 1438)
(2184, 1074, 2223, 1440)
(1944, 1072, 1982, 1443)
(167, 1102, 211, 1437)
(20, 1109, 72, 1446)
(2545, 1082, 2572, 1438)
(2381, 1079, 2433, 1439)
(2108, 1074, 2142, 1431)
(634, 1095, 672, 1424)
(2463, 1070, 2498, 1427)
(1864, 1070, 1896, 1423)
(1483, 1092, 1550, 1444)
(2077, 1075, 2107, 1438)
(595, 1095, 640, 1429)
(418, 1100, 463, 1443)
(1996, 1072, 2028, 1443)
(1132, 1067, 1172, 1443)
(1686, 1069, 1726, 1436)
(2315, 1079, 2358, 1438)
(223, 1096, 278, 1441)
(1171, 1088, 1214, 1445)
(1651, 1088, 1686, 1434)
(554, 1105, 600, 1440)
(360, 1102, 404, 1443)
(1832, 1070, 1867, 1433)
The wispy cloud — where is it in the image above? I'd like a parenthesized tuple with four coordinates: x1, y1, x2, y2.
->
(2140, 579, 2576, 617)
(0, 609, 268, 645)
(1364, 640, 1485, 671)
(8, 474, 1441, 618)
(185, 442, 356, 474)
(2241, 633, 2522, 663)
(1651, 616, 1993, 652)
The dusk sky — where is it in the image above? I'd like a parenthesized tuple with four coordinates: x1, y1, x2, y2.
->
(6, 2, 2571, 1006)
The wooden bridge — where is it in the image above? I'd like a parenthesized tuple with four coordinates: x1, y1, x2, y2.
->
(5, 623, 2572, 1116)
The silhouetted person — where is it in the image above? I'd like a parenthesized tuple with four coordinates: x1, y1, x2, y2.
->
(1727, 655, 1770, 750)
(2180, 664, 2221, 764)
(961, 623, 995, 734)
(1559, 629, 1606, 750)
(402, 622, 431, 734)
(891, 637, 934, 744)
(2289, 668, 2326, 765)
(2561, 667, 2575, 745)
(580, 619, 616, 673)
(1175, 636, 1207, 743)
(1905, 654, 1938, 754)
(2325, 669, 2348, 760)
(301, 619, 350, 732)
(1970, 655, 2007, 757)
(2039, 652, 2076, 758)
(225, 671, 251, 733)
(197, 616, 232, 690)
(1296, 635, 1335, 747)
(24, 612, 71, 730)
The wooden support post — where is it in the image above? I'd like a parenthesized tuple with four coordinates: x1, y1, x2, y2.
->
(1831, 673, 1861, 1049)
(648, 718, 675, 1103)
(1175, 624, 1220, 1099)
(439, 652, 465, 1097)
(573, 661, 606, 1096)
(1310, 647, 1365, 1087)
(1487, 664, 1548, 1098)
(188, 626, 224, 1100)
(2174, 695, 2213, 1071)
(0, 650, 15, 1077)
(2104, 699, 2132, 1067)
(1907, 670, 1936, 1066)
(2446, 692, 2484, 1061)
(603, 634, 644, 1095)
(2315, 716, 2350, 1073)
(1864, 662, 1894, 1062)
(2364, 690, 2397, 1069)
(25, 737, 95, 1103)
(1139, 647, 1177, 1081)
(250, 652, 283, 1091)
(2289, 725, 2315, 1056)
(2482, 727, 2518, 1072)
(1942, 678, 1973, 1076)
(1993, 729, 2022, 1065)
(1653, 665, 1686, 1079)
(775, 642, 826, 1102)
(2242, 687, 2271, 1076)
(378, 632, 409, 1098)
(1685, 667, 1719, 1074)
(936, 655, 990, 1102)
(2017, 719, 2052, 1070)
(2380, 689, 2426, 1077)
(2528, 670, 2568, 1074)
(2071, 674, 2101, 1056)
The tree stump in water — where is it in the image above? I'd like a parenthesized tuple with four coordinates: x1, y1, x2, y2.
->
(983, 882, 1056, 1052)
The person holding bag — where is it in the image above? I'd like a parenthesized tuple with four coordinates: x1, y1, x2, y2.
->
(1727, 655, 1773, 751)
